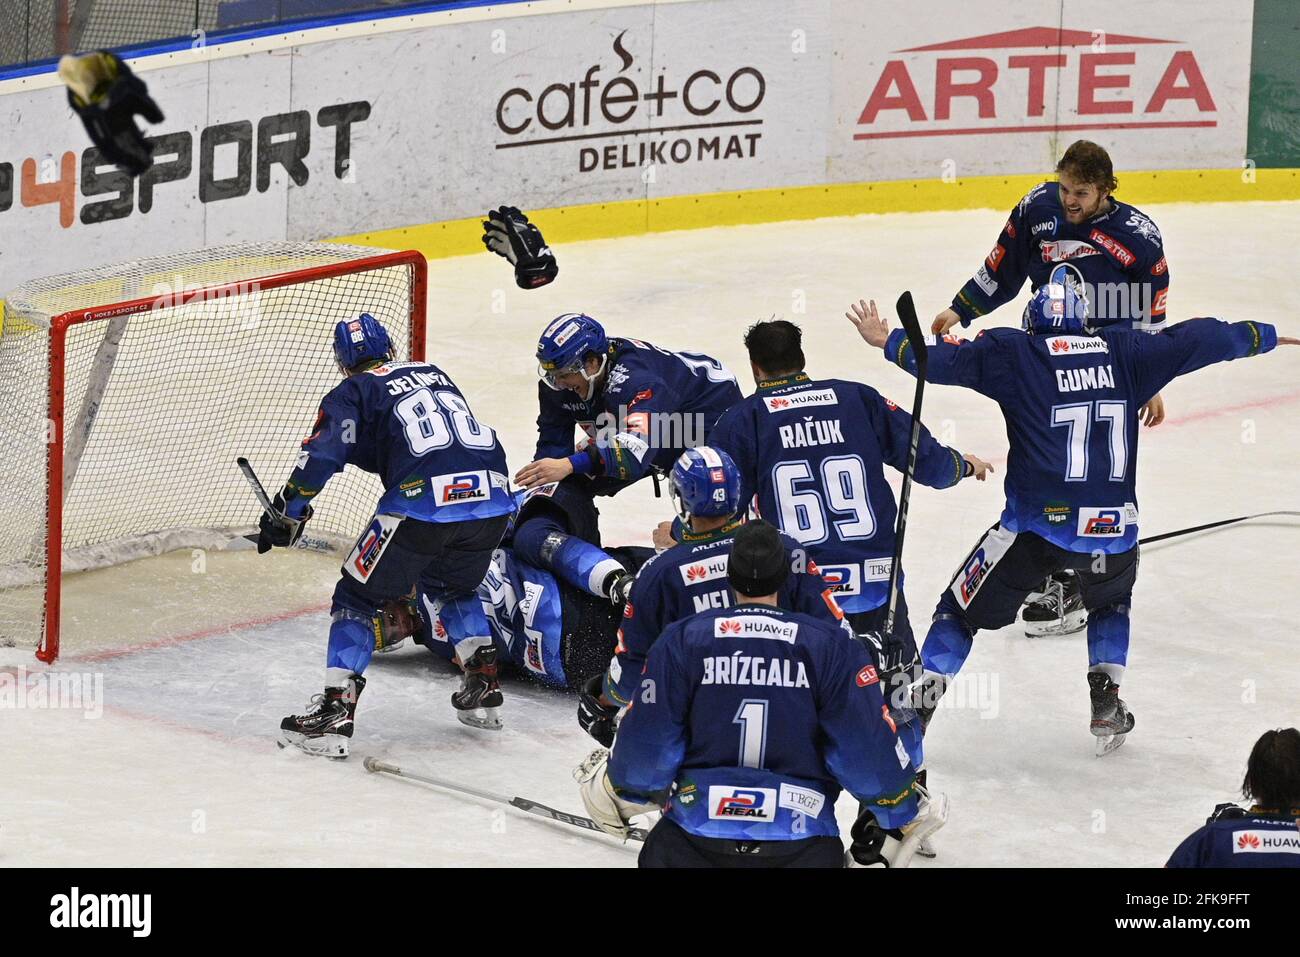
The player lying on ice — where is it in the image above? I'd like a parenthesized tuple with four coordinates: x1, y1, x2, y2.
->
(374, 479, 654, 694)
(848, 269, 1297, 755)
(575, 520, 947, 868)
(575, 446, 851, 750)
(261, 314, 516, 756)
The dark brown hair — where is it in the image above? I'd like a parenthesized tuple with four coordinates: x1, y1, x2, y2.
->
(1056, 140, 1119, 193)
(1242, 728, 1300, 809)
(744, 319, 805, 377)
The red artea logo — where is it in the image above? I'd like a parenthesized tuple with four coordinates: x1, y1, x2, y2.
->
(854, 26, 1217, 141)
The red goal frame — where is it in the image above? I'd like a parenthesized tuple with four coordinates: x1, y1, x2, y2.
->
(37, 249, 427, 662)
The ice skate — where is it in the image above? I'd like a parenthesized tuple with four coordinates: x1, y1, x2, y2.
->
(453, 644, 504, 731)
(279, 674, 366, 758)
(1088, 671, 1135, 756)
(1023, 572, 1087, 637)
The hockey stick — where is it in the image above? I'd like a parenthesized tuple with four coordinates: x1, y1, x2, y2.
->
(1139, 510, 1300, 546)
(363, 757, 649, 844)
(884, 291, 928, 639)
(236, 456, 279, 517)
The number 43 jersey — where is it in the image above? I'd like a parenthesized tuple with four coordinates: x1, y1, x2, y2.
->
(289, 360, 514, 523)
(883, 319, 1279, 553)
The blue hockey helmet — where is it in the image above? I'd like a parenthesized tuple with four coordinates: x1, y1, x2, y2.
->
(334, 313, 393, 374)
(670, 446, 743, 524)
(1023, 264, 1089, 335)
(536, 313, 608, 400)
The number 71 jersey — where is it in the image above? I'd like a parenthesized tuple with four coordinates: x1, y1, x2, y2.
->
(292, 360, 514, 523)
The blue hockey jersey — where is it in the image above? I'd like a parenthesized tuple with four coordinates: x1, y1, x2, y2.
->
(608, 604, 918, 840)
(415, 546, 573, 689)
(1167, 805, 1300, 868)
(605, 516, 847, 706)
(710, 373, 968, 613)
(884, 318, 1278, 553)
(951, 182, 1170, 330)
(287, 360, 514, 523)
(534, 337, 742, 488)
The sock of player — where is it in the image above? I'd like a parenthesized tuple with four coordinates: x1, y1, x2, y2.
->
(919, 612, 975, 678)
(1086, 603, 1130, 684)
(325, 608, 376, 686)
(436, 590, 494, 662)
(514, 516, 623, 598)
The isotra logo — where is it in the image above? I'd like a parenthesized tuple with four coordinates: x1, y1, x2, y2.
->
(494, 30, 766, 173)
(853, 26, 1217, 141)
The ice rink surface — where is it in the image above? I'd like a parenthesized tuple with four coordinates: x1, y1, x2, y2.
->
(4, 200, 1298, 867)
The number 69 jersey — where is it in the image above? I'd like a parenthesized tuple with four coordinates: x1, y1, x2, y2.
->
(288, 360, 515, 523)
(882, 319, 1279, 553)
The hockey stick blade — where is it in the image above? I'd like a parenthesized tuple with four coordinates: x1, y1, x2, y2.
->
(363, 756, 649, 844)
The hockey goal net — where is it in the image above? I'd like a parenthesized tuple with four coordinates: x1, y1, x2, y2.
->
(0, 242, 426, 662)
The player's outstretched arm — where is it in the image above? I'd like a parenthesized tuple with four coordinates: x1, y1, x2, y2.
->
(1129, 318, 1293, 403)
(932, 196, 1032, 334)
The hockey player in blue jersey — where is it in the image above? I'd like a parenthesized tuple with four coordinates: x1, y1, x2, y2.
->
(514, 313, 742, 495)
(849, 278, 1297, 754)
(575, 446, 850, 749)
(709, 319, 991, 705)
(263, 314, 516, 754)
(1168, 728, 1300, 868)
(575, 520, 945, 868)
(933, 142, 1174, 634)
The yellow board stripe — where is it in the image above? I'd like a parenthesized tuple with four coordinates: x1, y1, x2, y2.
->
(331, 168, 1300, 262)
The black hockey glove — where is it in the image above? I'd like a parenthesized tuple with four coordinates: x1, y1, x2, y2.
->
(848, 808, 892, 867)
(257, 491, 313, 553)
(857, 629, 920, 725)
(60, 51, 164, 176)
(577, 673, 618, 748)
(481, 206, 558, 289)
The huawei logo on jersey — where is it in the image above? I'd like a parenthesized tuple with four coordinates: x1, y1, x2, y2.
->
(1051, 339, 1070, 353)
(1237, 833, 1261, 850)
(719, 619, 743, 634)
(769, 398, 791, 409)
(686, 565, 707, 581)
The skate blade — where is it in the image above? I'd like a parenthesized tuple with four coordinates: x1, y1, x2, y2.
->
(1024, 610, 1088, 637)
(456, 707, 503, 732)
(1095, 732, 1128, 757)
(278, 730, 350, 758)
(915, 837, 938, 859)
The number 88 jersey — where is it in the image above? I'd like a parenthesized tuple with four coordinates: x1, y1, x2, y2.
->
(290, 360, 515, 524)
(709, 374, 968, 614)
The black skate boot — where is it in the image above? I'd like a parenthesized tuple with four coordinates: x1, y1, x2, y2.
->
(1088, 671, 1135, 756)
(279, 674, 366, 758)
(452, 644, 503, 731)
(1023, 571, 1087, 637)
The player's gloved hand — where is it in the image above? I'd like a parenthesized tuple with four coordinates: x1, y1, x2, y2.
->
(257, 491, 312, 553)
(577, 673, 619, 748)
(847, 808, 893, 867)
(573, 748, 653, 839)
(857, 630, 920, 725)
(58, 51, 163, 176)
(481, 206, 558, 289)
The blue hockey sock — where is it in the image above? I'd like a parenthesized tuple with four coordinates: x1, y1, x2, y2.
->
(435, 590, 494, 661)
(325, 609, 375, 685)
(1086, 603, 1130, 683)
(920, 613, 975, 678)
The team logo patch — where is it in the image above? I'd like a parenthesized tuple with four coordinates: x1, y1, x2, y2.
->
(856, 665, 878, 687)
(708, 786, 777, 821)
(431, 470, 491, 505)
(348, 515, 402, 582)
(819, 563, 862, 596)
(1045, 336, 1109, 356)
(778, 783, 825, 818)
(959, 550, 991, 604)
(1078, 507, 1125, 536)
(1043, 501, 1071, 525)
(762, 388, 838, 413)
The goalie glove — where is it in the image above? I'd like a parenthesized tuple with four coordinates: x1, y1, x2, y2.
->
(481, 206, 558, 289)
(573, 748, 654, 840)
(847, 784, 949, 868)
(257, 491, 313, 553)
(58, 51, 164, 176)
(577, 673, 619, 748)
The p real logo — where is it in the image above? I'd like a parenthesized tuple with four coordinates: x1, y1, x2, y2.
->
(50, 887, 151, 937)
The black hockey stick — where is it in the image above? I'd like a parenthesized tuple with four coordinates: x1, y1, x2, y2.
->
(1139, 510, 1300, 546)
(236, 456, 279, 518)
(363, 757, 649, 844)
(884, 291, 929, 638)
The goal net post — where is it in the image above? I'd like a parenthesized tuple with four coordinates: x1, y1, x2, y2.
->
(0, 242, 427, 662)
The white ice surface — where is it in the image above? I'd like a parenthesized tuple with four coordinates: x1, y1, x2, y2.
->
(3, 202, 1298, 867)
